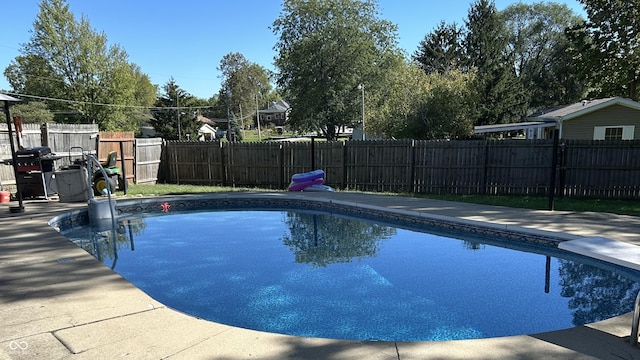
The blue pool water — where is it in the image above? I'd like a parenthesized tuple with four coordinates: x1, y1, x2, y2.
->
(60, 209, 640, 341)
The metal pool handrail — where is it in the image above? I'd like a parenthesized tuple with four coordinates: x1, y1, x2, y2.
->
(632, 290, 640, 346)
(85, 154, 117, 227)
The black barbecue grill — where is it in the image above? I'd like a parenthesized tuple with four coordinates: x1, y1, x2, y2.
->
(12, 146, 61, 199)
(16, 146, 53, 172)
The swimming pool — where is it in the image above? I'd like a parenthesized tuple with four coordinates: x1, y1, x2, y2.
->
(53, 196, 640, 342)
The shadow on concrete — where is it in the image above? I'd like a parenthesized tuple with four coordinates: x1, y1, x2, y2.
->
(532, 324, 638, 360)
(3, 194, 640, 359)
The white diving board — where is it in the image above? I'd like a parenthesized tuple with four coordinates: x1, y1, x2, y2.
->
(558, 237, 640, 271)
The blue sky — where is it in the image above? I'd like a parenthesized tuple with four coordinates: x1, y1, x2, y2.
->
(0, 0, 585, 100)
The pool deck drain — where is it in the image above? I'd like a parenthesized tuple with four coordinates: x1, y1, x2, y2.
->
(1, 191, 640, 359)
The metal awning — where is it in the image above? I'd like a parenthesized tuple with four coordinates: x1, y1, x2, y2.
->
(474, 121, 556, 134)
(0, 93, 20, 102)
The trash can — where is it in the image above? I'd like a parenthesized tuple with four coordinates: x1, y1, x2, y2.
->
(55, 166, 90, 202)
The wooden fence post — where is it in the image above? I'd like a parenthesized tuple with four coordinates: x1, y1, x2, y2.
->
(41, 123, 48, 146)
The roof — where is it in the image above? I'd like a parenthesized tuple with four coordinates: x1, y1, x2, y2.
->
(0, 93, 21, 102)
(197, 115, 227, 125)
(259, 100, 290, 114)
(474, 121, 556, 134)
(528, 97, 640, 122)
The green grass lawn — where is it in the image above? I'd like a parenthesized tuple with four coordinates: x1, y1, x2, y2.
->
(123, 184, 640, 217)
(413, 193, 640, 217)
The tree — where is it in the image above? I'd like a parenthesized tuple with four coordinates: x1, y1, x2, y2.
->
(217, 52, 272, 134)
(151, 79, 199, 140)
(559, 259, 640, 326)
(413, 21, 465, 75)
(406, 70, 477, 140)
(503, 2, 585, 110)
(4, 54, 71, 119)
(566, 0, 640, 101)
(364, 54, 476, 140)
(10, 101, 54, 124)
(281, 212, 395, 267)
(4, 55, 65, 99)
(273, 0, 399, 140)
(7, 0, 155, 130)
(465, 0, 528, 125)
(366, 55, 431, 138)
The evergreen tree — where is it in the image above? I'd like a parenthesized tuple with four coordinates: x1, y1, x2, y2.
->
(464, 0, 528, 125)
(413, 21, 465, 75)
(151, 79, 198, 140)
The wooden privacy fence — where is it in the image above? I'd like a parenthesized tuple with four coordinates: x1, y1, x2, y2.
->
(43, 123, 99, 166)
(161, 139, 640, 199)
(0, 123, 99, 189)
(1, 123, 162, 189)
(135, 138, 163, 184)
(561, 140, 640, 198)
(98, 131, 134, 185)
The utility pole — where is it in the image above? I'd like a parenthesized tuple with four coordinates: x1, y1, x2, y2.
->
(226, 90, 232, 142)
(358, 83, 365, 140)
(256, 92, 262, 141)
(176, 91, 181, 140)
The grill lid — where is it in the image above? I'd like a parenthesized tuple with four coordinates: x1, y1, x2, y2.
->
(16, 146, 51, 157)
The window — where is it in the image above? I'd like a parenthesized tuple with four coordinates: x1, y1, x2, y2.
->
(275, 113, 280, 119)
(605, 127, 623, 140)
(593, 125, 635, 140)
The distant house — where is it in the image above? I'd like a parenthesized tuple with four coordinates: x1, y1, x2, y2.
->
(197, 123, 217, 141)
(257, 100, 290, 127)
(197, 115, 226, 141)
(529, 97, 640, 140)
(474, 97, 640, 140)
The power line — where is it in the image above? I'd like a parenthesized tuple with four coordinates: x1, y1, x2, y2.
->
(4, 91, 214, 111)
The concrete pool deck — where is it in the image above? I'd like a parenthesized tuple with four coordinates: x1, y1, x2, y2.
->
(1, 191, 639, 359)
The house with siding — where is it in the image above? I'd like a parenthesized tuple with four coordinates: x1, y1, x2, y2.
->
(474, 97, 640, 140)
(257, 100, 290, 128)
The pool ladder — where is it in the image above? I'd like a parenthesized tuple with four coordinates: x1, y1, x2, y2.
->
(632, 290, 640, 346)
(84, 154, 117, 228)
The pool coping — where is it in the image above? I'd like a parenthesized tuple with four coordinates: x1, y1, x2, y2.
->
(51, 192, 581, 244)
(3, 191, 640, 359)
